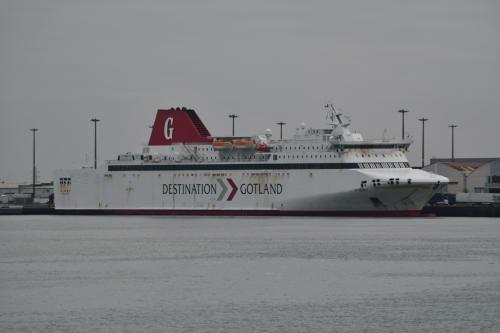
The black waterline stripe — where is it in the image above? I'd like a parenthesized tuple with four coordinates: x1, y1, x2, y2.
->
(108, 163, 362, 172)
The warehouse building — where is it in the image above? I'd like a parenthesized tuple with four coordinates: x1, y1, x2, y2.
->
(424, 158, 500, 194)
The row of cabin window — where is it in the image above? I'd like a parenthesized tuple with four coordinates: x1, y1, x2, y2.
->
(197, 145, 325, 151)
(277, 154, 338, 159)
(359, 162, 410, 169)
(156, 154, 335, 161)
(187, 156, 267, 161)
(275, 145, 324, 151)
(156, 155, 268, 161)
(174, 154, 340, 160)
(151, 155, 407, 163)
(274, 146, 403, 158)
(166, 172, 289, 177)
(219, 156, 266, 160)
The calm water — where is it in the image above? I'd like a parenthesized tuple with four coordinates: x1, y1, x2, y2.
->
(0, 216, 499, 332)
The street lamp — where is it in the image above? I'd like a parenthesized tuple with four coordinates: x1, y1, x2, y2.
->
(398, 109, 409, 140)
(228, 114, 239, 136)
(91, 118, 100, 168)
(449, 124, 457, 161)
(418, 118, 428, 168)
(276, 122, 286, 140)
(30, 128, 39, 202)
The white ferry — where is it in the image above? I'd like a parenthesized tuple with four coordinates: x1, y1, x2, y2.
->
(54, 105, 448, 216)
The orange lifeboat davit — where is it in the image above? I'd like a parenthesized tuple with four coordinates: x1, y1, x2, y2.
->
(212, 140, 233, 150)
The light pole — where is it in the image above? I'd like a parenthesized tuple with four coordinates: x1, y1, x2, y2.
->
(398, 109, 409, 140)
(30, 128, 39, 202)
(276, 122, 286, 140)
(418, 118, 428, 168)
(449, 124, 457, 161)
(228, 114, 239, 136)
(91, 118, 100, 168)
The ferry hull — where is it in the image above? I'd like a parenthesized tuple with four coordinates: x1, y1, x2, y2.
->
(54, 167, 446, 217)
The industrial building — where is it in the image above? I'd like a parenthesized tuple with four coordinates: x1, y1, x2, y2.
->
(0, 181, 53, 205)
(423, 158, 500, 194)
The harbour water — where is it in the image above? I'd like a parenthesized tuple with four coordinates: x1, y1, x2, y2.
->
(1, 216, 499, 332)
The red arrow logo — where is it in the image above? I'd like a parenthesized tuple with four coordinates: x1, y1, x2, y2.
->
(226, 178, 238, 201)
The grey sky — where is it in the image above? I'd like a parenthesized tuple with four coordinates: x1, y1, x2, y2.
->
(1, 0, 499, 182)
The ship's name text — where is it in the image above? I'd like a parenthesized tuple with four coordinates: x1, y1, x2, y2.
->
(162, 183, 283, 196)
(163, 183, 217, 195)
(239, 183, 283, 195)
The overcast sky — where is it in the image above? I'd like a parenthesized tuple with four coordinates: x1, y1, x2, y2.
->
(1, 0, 499, 182)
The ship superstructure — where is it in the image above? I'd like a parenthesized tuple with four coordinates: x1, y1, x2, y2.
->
(54, 105, 448, 216)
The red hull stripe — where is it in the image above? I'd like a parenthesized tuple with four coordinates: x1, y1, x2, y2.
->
(55, 209, 424, 217)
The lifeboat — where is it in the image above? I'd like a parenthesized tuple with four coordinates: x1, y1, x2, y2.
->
(232, 139, 256, 149)
(212, 141, 233, 150)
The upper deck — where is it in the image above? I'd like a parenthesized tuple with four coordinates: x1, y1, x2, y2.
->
(107, 105, 412, 171)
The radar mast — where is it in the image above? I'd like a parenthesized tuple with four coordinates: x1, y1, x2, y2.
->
(324, 103, 350, 128)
